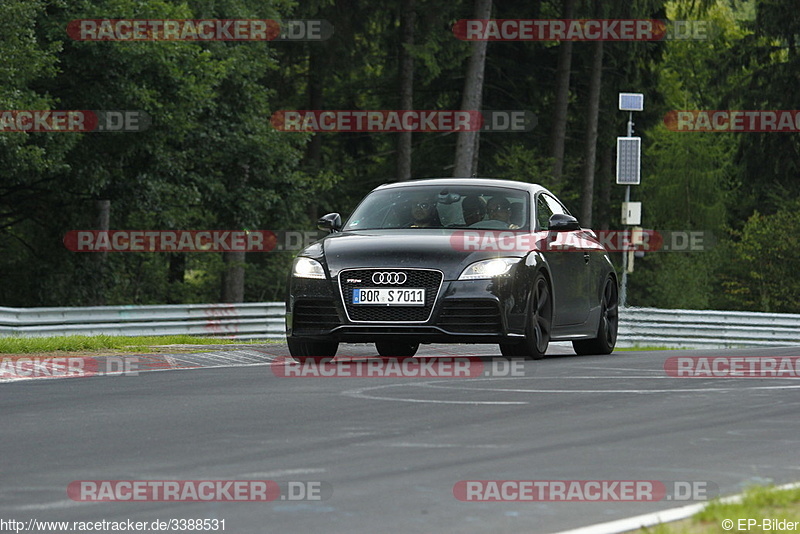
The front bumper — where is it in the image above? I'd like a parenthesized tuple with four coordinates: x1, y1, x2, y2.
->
(287, 277, 520, 343)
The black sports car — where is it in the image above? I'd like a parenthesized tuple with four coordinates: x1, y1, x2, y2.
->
(285, 178, 618, 361)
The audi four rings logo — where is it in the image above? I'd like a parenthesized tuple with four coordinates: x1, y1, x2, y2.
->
(372, 272, 407, 284)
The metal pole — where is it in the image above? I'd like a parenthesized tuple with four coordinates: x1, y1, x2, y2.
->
(620, 112, 633, 308)
(620, 185, 630, 307)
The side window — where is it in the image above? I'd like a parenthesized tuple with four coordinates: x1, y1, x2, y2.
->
(543, 194, 569, 217)
(536, 194, 569, 230)
(536, 195, 553, 230)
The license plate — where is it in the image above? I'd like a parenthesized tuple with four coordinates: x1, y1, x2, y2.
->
(352, 288, 425, 306)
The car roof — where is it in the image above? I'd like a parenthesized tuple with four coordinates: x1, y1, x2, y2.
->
(373, 178, 550, 195)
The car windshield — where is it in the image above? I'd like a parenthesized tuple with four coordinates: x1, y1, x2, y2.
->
(343, 185, 529, 231)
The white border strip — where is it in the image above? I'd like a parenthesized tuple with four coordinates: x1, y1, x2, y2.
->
(549, 482, 800, 534)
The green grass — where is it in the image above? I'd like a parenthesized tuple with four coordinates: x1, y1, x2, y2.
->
(635, 484, 800, 533)
(0, 335, 270, 355)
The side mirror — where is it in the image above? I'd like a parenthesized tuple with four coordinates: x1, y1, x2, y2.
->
(317, 213, 342, 233)
(548, 213, 580, 231)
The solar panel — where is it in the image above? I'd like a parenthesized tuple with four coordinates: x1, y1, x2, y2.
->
(616, 137, 641, 185)
(619, 93, 644, 111)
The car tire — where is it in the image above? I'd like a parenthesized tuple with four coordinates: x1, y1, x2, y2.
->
(519, 272, 552, 360)
(375, 342, 419, 358)
(572, 275, 618, 356)
(499, 342, 525, 358)
(287, 337, 339, 363)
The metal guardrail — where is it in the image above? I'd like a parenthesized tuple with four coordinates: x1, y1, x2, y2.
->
(618, 307, 800, 349)
(0, 303, 286, 339)
(1, 303, 799, 349)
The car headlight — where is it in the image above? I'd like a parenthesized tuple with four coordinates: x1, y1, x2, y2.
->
(292, 257, 326, 279)
(458, 258, 518, 280)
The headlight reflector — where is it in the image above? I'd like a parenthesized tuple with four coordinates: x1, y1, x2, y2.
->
(458, 258, 518, 280)
(292, 257, 326, 279)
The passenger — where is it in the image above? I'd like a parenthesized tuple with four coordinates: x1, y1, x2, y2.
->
(485, 196, 520, 229)
(408, 192, 441, 227)
(509, 202, 524, 228)
(461, 195, 487, 226)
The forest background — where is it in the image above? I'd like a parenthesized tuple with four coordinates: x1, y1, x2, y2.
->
(1, 0, 798, 313)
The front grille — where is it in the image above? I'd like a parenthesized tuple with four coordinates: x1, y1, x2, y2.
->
(292, 298, 340, 333)
(339, 268, 443, 322)
(438, 299, 502, 333)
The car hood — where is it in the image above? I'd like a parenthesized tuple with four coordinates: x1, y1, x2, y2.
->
(315, 229, 527, 280)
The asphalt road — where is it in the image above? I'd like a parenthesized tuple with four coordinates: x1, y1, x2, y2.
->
(2, 343, 800, 533)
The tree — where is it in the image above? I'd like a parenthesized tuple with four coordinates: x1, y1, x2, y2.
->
(550, 0, 575, 183)
(719, 0, 800, 219)
(627, 0, 746, 310)
(453, 0, 491, 178)
(579, 38, 603, 226)
(720, 202, 800, 312)
(1, 0, 319, 305)
(396, 0, 416, 181)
